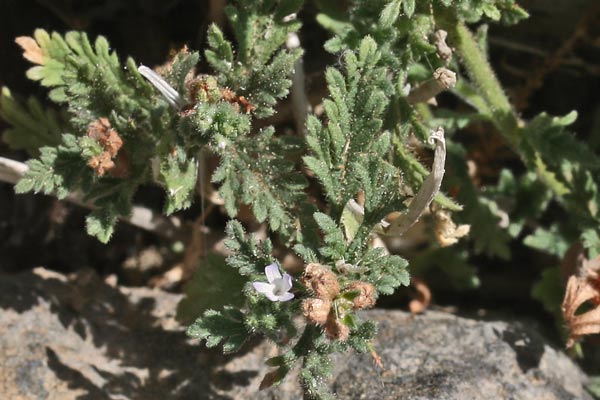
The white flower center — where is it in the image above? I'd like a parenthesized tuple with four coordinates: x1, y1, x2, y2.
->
(272, 278, 287, 296)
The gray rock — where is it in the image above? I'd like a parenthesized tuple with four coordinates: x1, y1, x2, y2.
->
(0, 268, 591, 399)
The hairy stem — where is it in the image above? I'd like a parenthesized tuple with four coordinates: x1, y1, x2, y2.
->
(447, 21, 519, 141)
(438, 16, 569, 197)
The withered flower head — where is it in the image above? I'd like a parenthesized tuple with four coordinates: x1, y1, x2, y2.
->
(98, 129, 124, 158)
(87, 118, 112, 140)
(301, 298, 331, 325)
(86, 118, 127, 177)
(88, 152, 115, 177)
(301, 263, 340, 300)
(345, 281, 376, 310)
(324, 313, 350, 342)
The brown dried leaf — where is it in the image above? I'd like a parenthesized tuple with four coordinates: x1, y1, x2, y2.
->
(370, 347, 384, 369)
(15, 36, 44, 65)
(434, 210, 470, 247)
(409, 278, 431, 314)
(259, 370, 280, 390)
(562, 256, 600, 347)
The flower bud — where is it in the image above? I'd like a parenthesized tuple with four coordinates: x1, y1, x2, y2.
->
(301, 263, 340, 300)
(301, 298, 331, 325)
(345, 281, 376, 310)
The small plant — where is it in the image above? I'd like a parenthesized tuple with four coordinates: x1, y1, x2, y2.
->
(2, 0, 600, 398)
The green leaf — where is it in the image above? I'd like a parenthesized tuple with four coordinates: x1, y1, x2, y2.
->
(360, 247, 409, 294)
(524, 226, 569, 258)
(481, 4, 501, 21)
(380, 0, 402, 28)
(526, 111, 600, 170)
(582, 229, 600, 258)
(15, 134, 91, 199)
(341, 199, 363, 243)
(224, 220, 274, 276)
(586, 376, 600, 399)
(215, 1, 303, 118)
(402, 0, 415, 18)
(531, 267, 564, 314)
(0, 87, 64, 155)
(177, 254, 247, 325)
(187, 307, 248, 353)
(409, 247, 480, 291)
(86, 207, 118, 243)
(213, 128, 307, 239)
(205, 24, 234, 73)
(159, 151, 198, 215)
(314, 212, 346, 260)
(316, 13, 352, 36)
(167, 49, 200, 95)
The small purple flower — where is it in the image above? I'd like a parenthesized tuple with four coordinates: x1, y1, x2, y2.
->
(252, 263, 294, 302)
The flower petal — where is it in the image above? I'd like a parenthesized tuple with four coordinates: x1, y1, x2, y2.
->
(264, 291, 281, 302)
(282, 273, 293, 291)
(265, 263, 282, 283)
(277, 292, 295, 302)
(253, 282, 274, 294)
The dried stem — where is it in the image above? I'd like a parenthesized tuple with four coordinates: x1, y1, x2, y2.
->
(437, 15, 571, 198)
(407, 67, 456, 104)
(287, 32, 310, 135)
(0, 156, 184, 240)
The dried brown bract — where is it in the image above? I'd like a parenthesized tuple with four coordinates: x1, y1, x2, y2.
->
(562, 255, 600, 347)
(87, 118, 112, 140)
(86, 118, 127, 177)
(98, 129, 124, 158)
(324, 313, 350, 342)
(434, 210, 470, 247)
(345, 281, 376, 310)
(238, 96, 256, 114)
(301, 263, 340, 300)
(301, 298, 331, 325)
(433, 30, 453, 64)
(88, 152, 115, 177)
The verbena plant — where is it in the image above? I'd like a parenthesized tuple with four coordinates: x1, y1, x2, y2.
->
(2, 0, 600, 398)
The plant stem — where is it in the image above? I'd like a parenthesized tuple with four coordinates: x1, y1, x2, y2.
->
(447, 21, 520, 143)
(437, 14, 569, 197)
